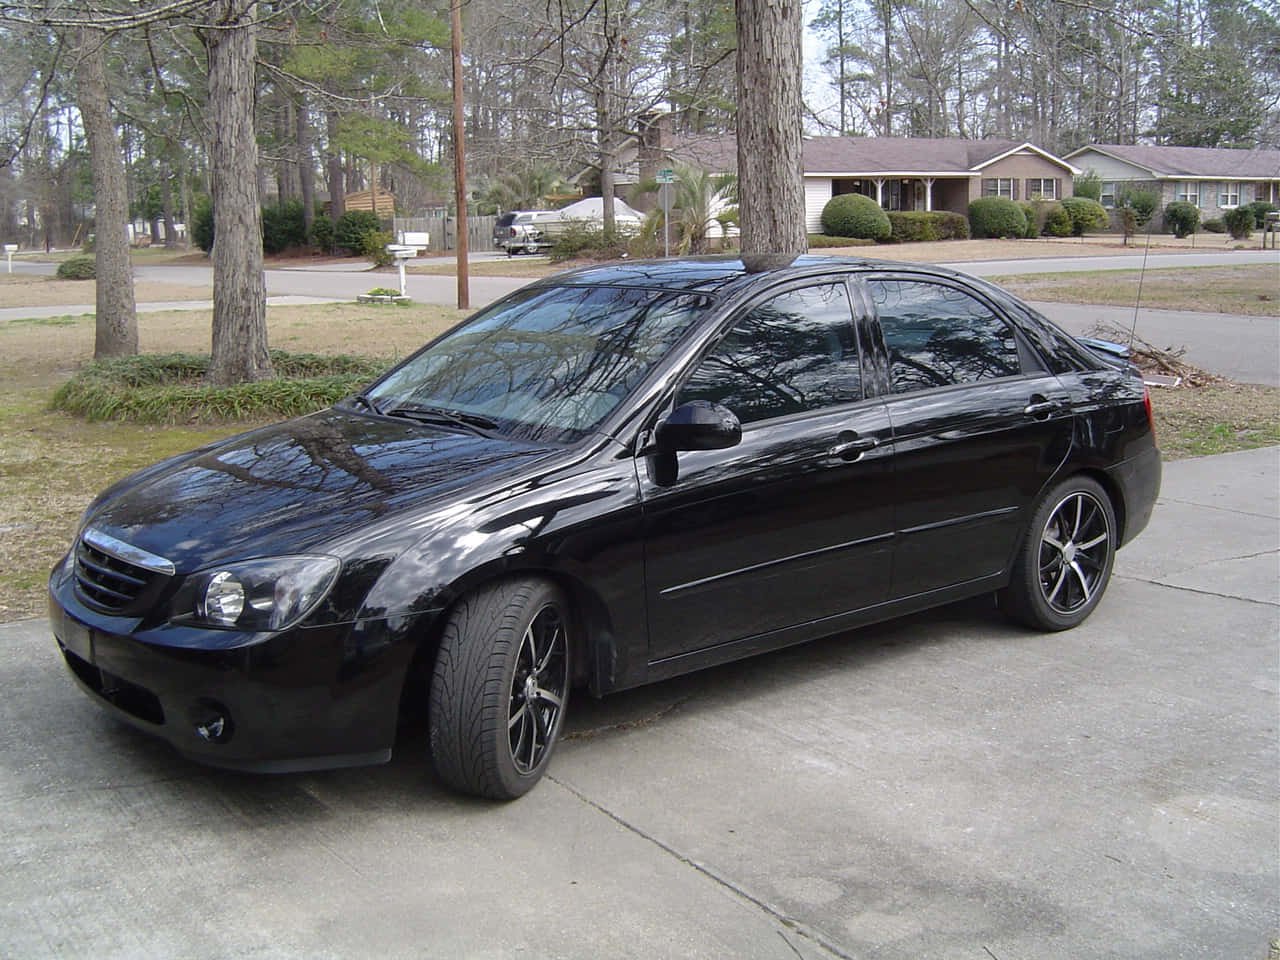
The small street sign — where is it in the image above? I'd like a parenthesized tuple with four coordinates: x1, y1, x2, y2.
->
(656, 168, 675, 183)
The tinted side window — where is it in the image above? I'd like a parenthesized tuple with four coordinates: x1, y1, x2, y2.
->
(680, 283, 861, 424)
(869, 279, 1021, 394)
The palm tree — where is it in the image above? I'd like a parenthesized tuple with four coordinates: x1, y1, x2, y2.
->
(482, 163, 571, 212)
(639, 162, 738, 254)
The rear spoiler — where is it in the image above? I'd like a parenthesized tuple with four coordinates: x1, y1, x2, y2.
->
(1076, 336, 1131, 361)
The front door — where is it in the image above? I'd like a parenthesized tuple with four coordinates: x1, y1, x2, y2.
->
(639, 281, 895, 668)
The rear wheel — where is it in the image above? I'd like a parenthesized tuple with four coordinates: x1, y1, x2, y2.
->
(1005, 475, 1116, 631)
(429, 579, 570, 799)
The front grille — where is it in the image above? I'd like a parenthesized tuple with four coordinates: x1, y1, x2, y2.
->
(60, 645, 165, 725)
(74, 530, 173, 615)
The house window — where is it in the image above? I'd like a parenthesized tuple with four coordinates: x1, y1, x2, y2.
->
(983, 178, 1015, 200)
(1176, 181, 1202, 205)
(1025, 178, 1057, 200)
(1218, 182, 1241, 207)
(1100, 182, 1118, 208)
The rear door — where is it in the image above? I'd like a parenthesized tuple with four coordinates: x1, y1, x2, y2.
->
(860, 274, 1073, 601)
(640, 280, 895, 666)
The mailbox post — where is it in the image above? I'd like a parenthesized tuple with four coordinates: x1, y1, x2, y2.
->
(385, 244, 424, 296)
(3, 243, 16, 274)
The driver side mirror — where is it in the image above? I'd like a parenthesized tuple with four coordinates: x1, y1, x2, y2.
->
(655, 400, 742, 452)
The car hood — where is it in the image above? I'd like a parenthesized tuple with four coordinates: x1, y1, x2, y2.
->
(83, 409, 558, 571)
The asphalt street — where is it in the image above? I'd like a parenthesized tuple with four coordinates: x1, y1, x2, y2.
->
(2, 446, 1276, 958)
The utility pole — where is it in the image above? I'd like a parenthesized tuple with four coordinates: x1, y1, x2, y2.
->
(451, 0, 469, 309)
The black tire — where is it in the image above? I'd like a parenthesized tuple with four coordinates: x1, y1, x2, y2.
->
(429, 579, 571, 800)
(1005, 475, 1117, 631)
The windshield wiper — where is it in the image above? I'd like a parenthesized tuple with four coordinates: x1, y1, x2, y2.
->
(382, 403, 500, 437)
(347, 393, 383, 415)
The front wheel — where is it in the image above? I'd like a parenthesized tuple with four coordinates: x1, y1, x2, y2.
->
(429, 579, 571, 799)
(1005, 476, 1116, 631)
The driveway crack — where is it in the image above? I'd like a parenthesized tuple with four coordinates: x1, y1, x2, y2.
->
(548, 775, 855, 960)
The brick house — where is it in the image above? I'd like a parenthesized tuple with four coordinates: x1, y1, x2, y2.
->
(1063, 144, 1280, 222)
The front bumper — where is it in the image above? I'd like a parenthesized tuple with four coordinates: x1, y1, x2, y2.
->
(48, 566, 419, 773)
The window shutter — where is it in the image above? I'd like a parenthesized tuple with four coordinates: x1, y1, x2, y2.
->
(1014, 179, 1020, 201)
(1055, 178, 1062, 199)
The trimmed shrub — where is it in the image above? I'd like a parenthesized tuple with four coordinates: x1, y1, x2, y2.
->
(334, 210, 385, 254)
(1119, 187, 1158, 226)
(1060, 196, 1110, 236)
(820, 193, 892, 241)
(1202, 218, 1226, 233)
(261, 199, 308, 255)
(886, 211, 938, 243)
(1244, 201, 1276, 229)
(884, 210, 970, 243)
(309, 215, 335, 254)
(192, 196, 214, 253)
(969, 197, 1027, 239)
(1164, 200, 1200, 238)
(1040, 202, 1073, 237)
(56, 255, 95, 280)
(1222, 206, 1254, 240)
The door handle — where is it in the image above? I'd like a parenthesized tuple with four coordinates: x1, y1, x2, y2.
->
(1024, 396, 1065, 418)
(828, 435, 878, 459)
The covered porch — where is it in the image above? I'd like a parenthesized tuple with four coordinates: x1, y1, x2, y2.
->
(832, 176, 973, 217)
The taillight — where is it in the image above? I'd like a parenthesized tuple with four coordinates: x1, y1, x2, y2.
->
(1143, 385, 1156, 443)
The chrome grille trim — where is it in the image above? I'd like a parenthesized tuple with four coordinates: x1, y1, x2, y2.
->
(81, 528, 175, 576)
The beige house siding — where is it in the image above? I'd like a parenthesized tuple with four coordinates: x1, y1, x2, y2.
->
(804, 179, 834, 234)
(970, 153, 1074, 203)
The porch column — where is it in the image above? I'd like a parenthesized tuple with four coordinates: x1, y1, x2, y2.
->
(923, 177, 935, 212)
(874, 178, 884, 207)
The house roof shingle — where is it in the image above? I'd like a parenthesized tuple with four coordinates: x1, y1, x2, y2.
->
(670, 136, 1075, 176)
(1066, 144, 1280, 179)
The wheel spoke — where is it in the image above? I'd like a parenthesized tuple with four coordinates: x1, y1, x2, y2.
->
(532, 686, 563, 710)
(1045, 565, 1068, 604)
(1068, 561, 1093, 603)
(1077, 532, 1108, 551)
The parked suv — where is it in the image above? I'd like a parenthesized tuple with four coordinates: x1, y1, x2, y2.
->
(492, 210, 561, 255)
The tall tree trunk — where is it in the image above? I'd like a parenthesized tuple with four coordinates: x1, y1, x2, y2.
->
(74, 27, 137, 359)
(326, 108, 345, 224)
(735, 0, 807, 256)
(201, 0, 272, 385)
(297, 93, 315, 236)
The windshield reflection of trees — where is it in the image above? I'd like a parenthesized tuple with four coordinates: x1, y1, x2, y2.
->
(680, 284, 861, 423)
(870, 280, 1020, 393)
(374, 287, 708, 443)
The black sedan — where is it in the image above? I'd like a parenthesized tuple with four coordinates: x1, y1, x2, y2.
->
(49, 256, 1161, 799)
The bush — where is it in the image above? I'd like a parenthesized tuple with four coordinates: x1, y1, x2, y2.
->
(359, 229, 395, 267)
(1040, 202, 1073, 237)
(309, 215, 334, 254)
(1119, 187, 1157, 226)
(56, 255, 95, 280)
(1060, 196, 1110, 236)
(820, 193, 892, 240)
(1019, 203, 1038, 238)
(1202, 218, 1226, 233)
(1222, 206, 1254, 240)
(1244, 200, 1277, 228)
(1073, 171, 1103, 201)
(192, 196, 214, 253)
(883, 210, 970, 243)
(261, 199, 308, 255)
(548, 220, 633, 262)
(1164, 200, 1200, 238)
(969, 197, 1027, 239)
(334, 210, 385, 254)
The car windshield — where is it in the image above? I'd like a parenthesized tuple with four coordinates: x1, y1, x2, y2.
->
(365, 284, 710, 444)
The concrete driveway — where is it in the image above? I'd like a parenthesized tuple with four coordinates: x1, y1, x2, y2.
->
(2, 446, 1276, 959)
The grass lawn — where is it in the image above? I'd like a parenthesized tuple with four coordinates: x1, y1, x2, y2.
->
(0, 260, 1275, 621)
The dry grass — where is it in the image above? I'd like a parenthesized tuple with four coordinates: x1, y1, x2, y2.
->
(1151, 383, 1280, 458)
(987, 265, 1279, 317)
(0, 274, 214, 308)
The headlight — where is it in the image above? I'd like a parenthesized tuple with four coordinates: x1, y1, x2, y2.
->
(171, 555, 341, 632)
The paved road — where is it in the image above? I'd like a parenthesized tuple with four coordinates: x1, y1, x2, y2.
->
(2, 446, 1276, 958)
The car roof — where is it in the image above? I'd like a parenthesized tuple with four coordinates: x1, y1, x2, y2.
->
(527, 254, 985, 298)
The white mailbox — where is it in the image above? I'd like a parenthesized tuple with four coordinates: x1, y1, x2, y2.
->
(385, 243, 424, 296)
(4, 243, 16, 273)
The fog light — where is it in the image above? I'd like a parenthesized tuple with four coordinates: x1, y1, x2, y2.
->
(189, 699, 233, 744)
